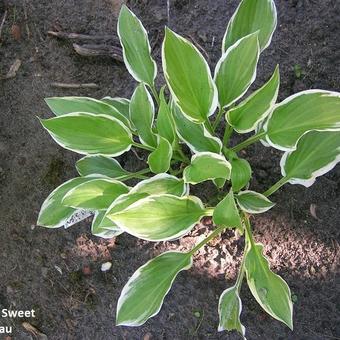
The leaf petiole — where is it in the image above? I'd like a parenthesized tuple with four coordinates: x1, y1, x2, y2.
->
(263, 177, 289, 197)
(149, 84, 160, 106)
(176, 147, 190, 164)
(243, 213, 256, 249)
(170, 167, 185, 176)
(204, 118, 214, 134)
(133, 141, 189, 165)
(231, 131, 266, 153)
(188, 223, 225, 256)
(223, 124, 234, 146)
(119, 168, 151, 181)
(189, 210, 251, 258)
(212, 107, 225, 131)
(132, 141, 155, 152)
(235, 250, 246, 292)
(235, 214, 251, 292)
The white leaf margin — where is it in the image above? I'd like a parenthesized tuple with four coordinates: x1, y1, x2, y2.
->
(38, 175, 115, 229)
(236, 190, 275, 214)
(280, 137, 340, 188)
(61, 177, 130, 209)
(215, 32, 260, 109)
(117, 5, 157, 85)
(101, 96, 135, 131)
(218, 285, 246, 338)
(116, 251, 193, 327)
(245, 242, 294, 329)
(40, 112, 133, 157)
(129, 173, 189, 196)
(108, 194, 205, 242)
(183, 152, 232, 184)
(130, 83, 157, 147)
(103, 191, 148, 224)
(102, 173, 189, 231)
(37, 177, 95, 228)
(226, 65, 280, 134)
(162, 28, 218, 123)
(91, 211, 123, 239)
(45, 96, 130, 125)
(177, 121, 222, 155)
(263, 90, 340, 151)
(101, 96, 130, 106)
(76, 155, 130, 178)
(170, 99, 222, 154)
(222, 0, 277, 53)
(147, 135, 172, 174)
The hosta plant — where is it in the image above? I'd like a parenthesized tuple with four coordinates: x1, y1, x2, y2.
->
(38, 1, 340, 337)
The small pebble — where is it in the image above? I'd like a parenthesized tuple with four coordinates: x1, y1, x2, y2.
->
(82, 265, 91, 276)
(54, 265, 63, 275)
(101, 262, 112, 272)
(11, 24, 21, 41)
(143, 332, 152, 340)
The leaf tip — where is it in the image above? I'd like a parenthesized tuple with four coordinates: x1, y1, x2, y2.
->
(242, 30, 260, 45)
(36, 216, 43, 227)
(115, 318, 126, 327)
(44, 97, 53, 105)
(283, 316, 294, 331)
(164, 26, 172, 40)
(115, 318, 124, 327)
(37, 116, 47, 127)
(285, 308, 294, 330)
(119, 3, 129, 14)
(164, 26, 177, 40)
(271, 64, 280, 83)
(115, 304, 145, 327)
(217, 323, 225, 332)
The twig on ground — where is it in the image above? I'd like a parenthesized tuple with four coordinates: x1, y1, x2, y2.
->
(211, 35, 215, 48)
(22, 322, 47, 340)
(47, 30, 119, 43)
(47, 30, 123, 62)
(0, 10, 8, 40)
(309, 203, 320, 220)
(73, 43, 123, 61)
(1, 58, 21, 79)
(50, 82, 99, 89)
(23, 0, 30, 39)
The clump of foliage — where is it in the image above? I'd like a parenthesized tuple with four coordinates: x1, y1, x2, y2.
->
(38, 0, 340, 336)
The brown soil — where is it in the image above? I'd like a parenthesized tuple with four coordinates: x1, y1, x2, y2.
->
(0, 0, 339, 339)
